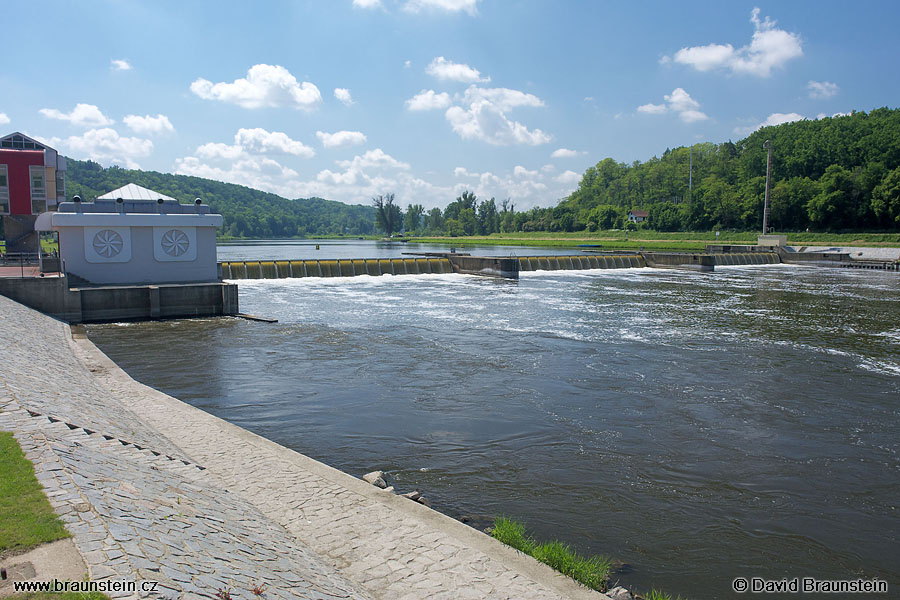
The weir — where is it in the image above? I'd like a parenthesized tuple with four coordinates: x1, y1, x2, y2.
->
(219, 252, 782, 280)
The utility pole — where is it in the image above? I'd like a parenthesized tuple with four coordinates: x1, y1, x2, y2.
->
(689, 145, 693, 195)
(762, 140, 772, 234)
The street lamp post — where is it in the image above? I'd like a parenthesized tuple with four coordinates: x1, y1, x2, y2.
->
(762, 140, 772, 234)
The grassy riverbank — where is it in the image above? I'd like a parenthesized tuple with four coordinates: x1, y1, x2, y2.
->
(0, 432, 70, 554)
(491, 516, 690, 600)
(492, 517, 612, 592)
(411, 231, 900, 252)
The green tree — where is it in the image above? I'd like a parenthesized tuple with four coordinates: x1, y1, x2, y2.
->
(872, 166, 900, 225)
(587, 205, 619, 230)
(373, 193, 402, 236)
(445, 190, 477, 221)
(424, 207, 443, 232)
(806, 165, 859, 230)
(405, 203, 425, 233)
(477, 198, 500, 234)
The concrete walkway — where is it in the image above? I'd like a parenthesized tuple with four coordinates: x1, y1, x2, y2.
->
(0, 296, 606, 600)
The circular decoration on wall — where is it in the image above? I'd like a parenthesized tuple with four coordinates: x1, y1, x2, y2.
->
(161, 229, 190, 257)
(92, 229, 124, 258)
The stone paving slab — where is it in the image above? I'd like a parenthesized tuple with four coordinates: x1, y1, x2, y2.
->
(0, 301, 190, 462)
(0, 295, 607, 599)
(0, 399, 371, 600)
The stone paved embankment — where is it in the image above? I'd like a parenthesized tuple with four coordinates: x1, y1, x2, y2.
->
(0, 296, 606, 600)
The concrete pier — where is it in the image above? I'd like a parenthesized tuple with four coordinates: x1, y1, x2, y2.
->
(0, 295, 606, 600)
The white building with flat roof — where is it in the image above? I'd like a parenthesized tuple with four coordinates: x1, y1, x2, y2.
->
(36, 183, 222, 285)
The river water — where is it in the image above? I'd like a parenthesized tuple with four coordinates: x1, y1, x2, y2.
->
(87, 241, 900, 599)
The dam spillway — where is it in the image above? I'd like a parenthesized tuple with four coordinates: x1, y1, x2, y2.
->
(219, 252, 781, 280)
(708, 252, 780, 266)
(220, 257, 454, 279)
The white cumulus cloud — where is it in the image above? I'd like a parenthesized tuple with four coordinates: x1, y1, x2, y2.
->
(196, 142, 244, 161)
(551, 148, 579, 158)
(426, 56, 489, 83)
(514, 165, 538, 178)
(39, 104, 114, 128)
(405, 90, 452, 111)
(637, 103, 667, 115)
(637, 88, 708, 123)
(668, 8, 802, 77)
(337, 148, 410, 170)
(734, 112, 806, 136)
(61, 128, 152, 169)
(445, 101, 551, 146)
(415, 82, 550, 146)
(352, 0, 382, 7)
(190, 64, 322, 110)
(664, 88, 700, 113)
(110, 59, 132, 71)
(316, 130, 367, 149)
(555, 170, 581, 185)
(0, 113, 9, 125)
(123, 114, 174, 135)
(334, 88, 354, 106)
(194, 128, 315, 161)
(460, 85, 542, 110)
(404, 0, 479, 15)
(235, 128, 315, 157)
(175, 155, 299, 197)
(808, 80, 839, 99)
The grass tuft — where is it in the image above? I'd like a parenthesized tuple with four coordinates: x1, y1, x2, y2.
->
(491, 516, 536, 554)
(0, 431, 70, 553)
(492, 517, 611, 592)
(643, 589, 686, 600)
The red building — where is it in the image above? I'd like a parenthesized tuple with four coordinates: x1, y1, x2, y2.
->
(0, 132, 66, 254)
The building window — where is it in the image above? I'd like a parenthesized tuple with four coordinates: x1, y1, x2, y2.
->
(0, 165, 8, 214)
(55, 170, 65, 201)
(0, 134, 43, 150)
(30, 166, 46, 214)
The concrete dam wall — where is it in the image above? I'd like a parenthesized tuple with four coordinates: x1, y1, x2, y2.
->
(219, 252, 780, 280)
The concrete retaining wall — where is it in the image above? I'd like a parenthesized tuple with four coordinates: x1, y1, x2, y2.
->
(0, 276, 238, 323)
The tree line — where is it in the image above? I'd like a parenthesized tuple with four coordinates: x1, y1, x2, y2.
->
(373, 107, 900, 235)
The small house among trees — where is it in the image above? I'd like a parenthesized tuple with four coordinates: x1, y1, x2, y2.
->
(627, 210, 648, 223)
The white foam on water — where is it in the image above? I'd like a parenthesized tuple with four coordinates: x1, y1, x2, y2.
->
(857, 358, 900, 377)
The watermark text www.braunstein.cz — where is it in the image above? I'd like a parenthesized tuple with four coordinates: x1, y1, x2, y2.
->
(733, 577, 888, 594)
(13, 579, 159, 594)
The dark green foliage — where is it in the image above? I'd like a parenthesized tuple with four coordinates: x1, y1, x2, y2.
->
(65, 159, 376, 238)
(562, 108, 900, 232)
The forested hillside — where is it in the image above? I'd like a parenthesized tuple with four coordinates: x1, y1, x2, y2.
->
(64, 108, 900, 238)
(559, 108, 900, 232)
(65, 160, 376, 238)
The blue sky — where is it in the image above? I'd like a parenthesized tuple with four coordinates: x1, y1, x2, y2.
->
(3, 0, 898, 210)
